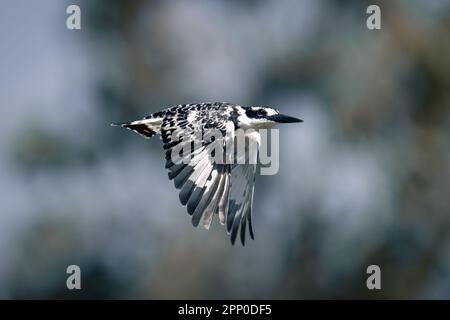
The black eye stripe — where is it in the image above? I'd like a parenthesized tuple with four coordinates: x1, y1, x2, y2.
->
(246, 108, 267, 118)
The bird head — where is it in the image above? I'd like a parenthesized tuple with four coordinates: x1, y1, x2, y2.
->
(239, 106, 303, 129)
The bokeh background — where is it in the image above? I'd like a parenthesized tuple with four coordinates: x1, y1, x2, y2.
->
(0, 0, 449, 299)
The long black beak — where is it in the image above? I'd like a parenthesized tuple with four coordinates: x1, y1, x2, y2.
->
(270, 114, 303, 123)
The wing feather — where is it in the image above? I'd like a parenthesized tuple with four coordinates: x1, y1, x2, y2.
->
(227, 163, 256, 245)
(186, 161, 215, 214)
(216, 167, 231, 225)
(191, 168, 220, 226)
(178, 154, 211, 205)
(201, 165, 227, 229)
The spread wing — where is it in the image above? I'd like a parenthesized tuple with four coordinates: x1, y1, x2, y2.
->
(161, 105, 256, 245)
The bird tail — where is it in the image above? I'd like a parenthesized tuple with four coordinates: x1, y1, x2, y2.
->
(111, 117, 163, 139)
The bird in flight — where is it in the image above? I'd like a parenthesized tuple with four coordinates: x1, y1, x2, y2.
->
(112, 102, 302, 245)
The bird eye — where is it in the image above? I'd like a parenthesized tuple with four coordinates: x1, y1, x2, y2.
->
(257, 109, 266, 116)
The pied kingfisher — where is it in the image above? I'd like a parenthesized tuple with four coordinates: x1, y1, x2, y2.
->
(112, 102, 302, 245)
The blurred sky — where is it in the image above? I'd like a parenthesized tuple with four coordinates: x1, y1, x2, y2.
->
(0, 0, 449, 299)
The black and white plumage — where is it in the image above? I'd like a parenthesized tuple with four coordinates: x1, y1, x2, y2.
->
(112, 102, 302, 245)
